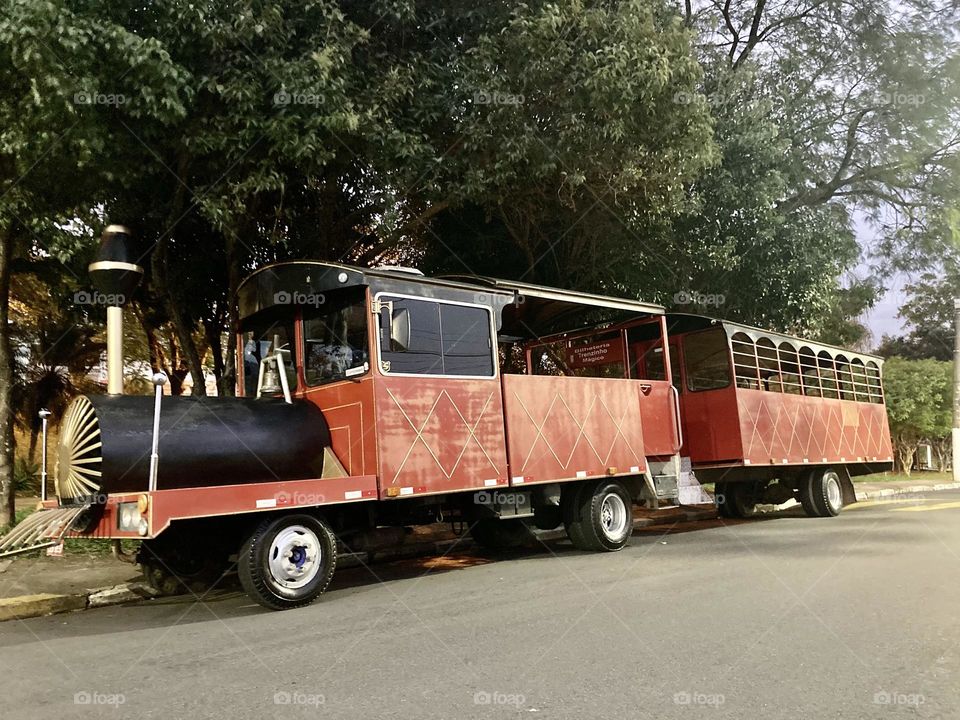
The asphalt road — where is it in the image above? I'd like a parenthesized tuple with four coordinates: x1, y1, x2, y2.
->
(3, 490, 960, 720)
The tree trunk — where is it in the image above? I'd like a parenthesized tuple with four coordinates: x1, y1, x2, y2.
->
(220, 229, 243, 397)
(152, 153, 207, 397)
(0, 223, 16, 526)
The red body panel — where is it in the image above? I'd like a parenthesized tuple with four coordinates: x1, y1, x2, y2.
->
(373, 375, 509, 496)
(678, 387, 745, 463)
(736, 390, 893, 466)
(302, 378, 378, 476)
(501, 374, 649, 485)
(59, 476, 380, 540)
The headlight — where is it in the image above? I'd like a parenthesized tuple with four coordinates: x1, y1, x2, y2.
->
(117, 502, 141, 532)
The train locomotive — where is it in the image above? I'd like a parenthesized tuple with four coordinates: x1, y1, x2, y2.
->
(1, 230, 894, 610)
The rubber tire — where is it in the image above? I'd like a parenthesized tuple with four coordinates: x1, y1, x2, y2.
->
(565, 480, 633, 552)
(238, 514, 337, 611)
(715, 482, 737, 518)
(533, 504, 563, 531)
(715, 482, 751, 518)
(806, 469, 843, 517)
(470, 518, 533, 550)
(138, 531, 231, 596)
(798, 471, 820, 517)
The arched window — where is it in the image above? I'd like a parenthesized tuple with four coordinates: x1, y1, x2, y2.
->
(799, 346, 821, 397)
(835, 354, 856, 401)
(756, 338, 781, 392)
(731, 332, 759, 389)
(818, 351, 838, 399)
(850, 359, 869, 402)
(777, 342, 802, 394)
(866, 361, 883, 403)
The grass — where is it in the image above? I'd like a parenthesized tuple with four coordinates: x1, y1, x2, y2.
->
(854, 470, 952, 484)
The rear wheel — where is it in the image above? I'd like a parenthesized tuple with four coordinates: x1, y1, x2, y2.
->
(138, 526, 231, 596)
(801, 468, 844, 517)
(565, 481, 633, 552)
(469, 518, 533, 550)
(716, 482, 755, 518)
(238, 514, 337, 610)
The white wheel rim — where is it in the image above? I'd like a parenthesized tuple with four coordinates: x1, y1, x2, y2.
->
(825, 474, 842, 511)
(268, 525, 321, 589)
(600, 493, 628, 539)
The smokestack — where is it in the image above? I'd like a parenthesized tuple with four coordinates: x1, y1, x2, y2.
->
(88, 225, 143, 395)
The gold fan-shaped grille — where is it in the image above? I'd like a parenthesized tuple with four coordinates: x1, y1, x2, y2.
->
(55, 396, 103, 501)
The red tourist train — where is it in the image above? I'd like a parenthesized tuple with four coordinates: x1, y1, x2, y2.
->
(2, 260, 893, 610)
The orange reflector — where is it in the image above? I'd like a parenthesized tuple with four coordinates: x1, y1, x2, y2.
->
(607, 467, 618, 475)
(385, 487, 401, 498)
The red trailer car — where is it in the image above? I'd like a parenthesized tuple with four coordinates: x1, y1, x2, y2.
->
(1, 261, 893, 610)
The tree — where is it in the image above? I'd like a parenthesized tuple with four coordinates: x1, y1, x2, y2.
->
(882, 357, 952, 474)
(0, 0, 188, 524)
(877, 258, 959, 361)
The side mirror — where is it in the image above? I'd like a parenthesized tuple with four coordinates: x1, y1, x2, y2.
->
(390, 307, 411, 352)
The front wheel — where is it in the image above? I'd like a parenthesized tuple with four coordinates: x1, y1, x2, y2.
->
(238, 514, 337, 610)
(565, 481, 633, 552)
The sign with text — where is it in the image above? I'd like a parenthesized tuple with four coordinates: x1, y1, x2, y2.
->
(566, 339, 624, 369)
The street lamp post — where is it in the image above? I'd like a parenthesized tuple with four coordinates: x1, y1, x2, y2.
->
(954, 299, 960, 483)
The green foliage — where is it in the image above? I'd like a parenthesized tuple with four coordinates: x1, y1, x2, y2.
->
(13, 458, 39, 494)
(878, 257, 958, 361)
(882, 357, 952, 472)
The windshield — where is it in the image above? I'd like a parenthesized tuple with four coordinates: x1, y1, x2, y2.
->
(303, 287, 369, 386)
(241, 310, 298, 398)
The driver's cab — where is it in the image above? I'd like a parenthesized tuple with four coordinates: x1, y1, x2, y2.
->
(238, 282, 371, 401)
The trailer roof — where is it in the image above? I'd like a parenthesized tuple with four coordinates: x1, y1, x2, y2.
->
(237, 262, 664, 336)
(666, 313, 885, 365)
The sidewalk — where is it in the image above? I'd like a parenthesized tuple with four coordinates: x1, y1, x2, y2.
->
(853, 477, 959, 501)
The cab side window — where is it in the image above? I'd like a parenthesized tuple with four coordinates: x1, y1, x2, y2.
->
(379, 296, 494, 377)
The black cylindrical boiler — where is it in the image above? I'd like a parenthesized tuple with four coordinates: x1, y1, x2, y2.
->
(55, 394, 330, 504)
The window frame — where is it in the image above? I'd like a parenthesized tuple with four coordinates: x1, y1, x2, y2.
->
(373, 291, 498, 380)
(301, 287, 371, 388)
(682, 327, 733, 393)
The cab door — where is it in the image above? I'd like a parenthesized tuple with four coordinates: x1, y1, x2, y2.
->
(372, 293, 509, 498)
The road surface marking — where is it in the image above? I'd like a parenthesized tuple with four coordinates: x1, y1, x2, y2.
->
(889, 500, 960, 513)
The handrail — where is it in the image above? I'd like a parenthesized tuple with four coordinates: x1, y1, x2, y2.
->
(670, 384, 684, 452)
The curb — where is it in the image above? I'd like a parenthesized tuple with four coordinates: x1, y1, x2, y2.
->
(854, 482, 960, 502)
(0, 582, 158, 623)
